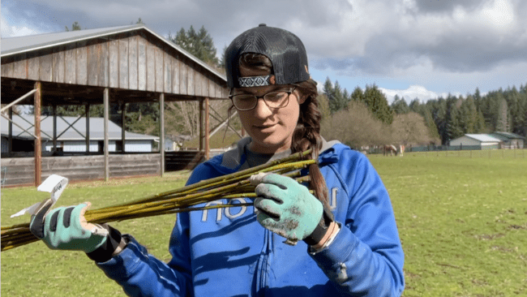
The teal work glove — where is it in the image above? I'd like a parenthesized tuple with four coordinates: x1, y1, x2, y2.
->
(30, 201, 108, 253)
(251, 173, 324, 245)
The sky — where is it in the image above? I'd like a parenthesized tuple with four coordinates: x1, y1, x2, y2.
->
(2, 0, 526, 103)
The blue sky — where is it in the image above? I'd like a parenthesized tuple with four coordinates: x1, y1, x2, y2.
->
(2, 0, 526, 103)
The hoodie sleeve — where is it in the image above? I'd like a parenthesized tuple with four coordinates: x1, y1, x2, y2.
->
(310, 151, 405, 297)
(95, 161, 222, 297)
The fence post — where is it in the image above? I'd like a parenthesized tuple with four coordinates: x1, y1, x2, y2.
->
(34, 81, 42, 187)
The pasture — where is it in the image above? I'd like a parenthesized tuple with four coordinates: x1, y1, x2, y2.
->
(1, 150, 526, 296)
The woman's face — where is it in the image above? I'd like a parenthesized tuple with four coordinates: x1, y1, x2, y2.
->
(233, 85, 305, 154)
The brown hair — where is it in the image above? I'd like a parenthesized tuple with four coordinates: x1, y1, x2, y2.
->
(236, 53, 329, 207)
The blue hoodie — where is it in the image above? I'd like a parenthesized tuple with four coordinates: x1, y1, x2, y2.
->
(96, 138, 405, 296)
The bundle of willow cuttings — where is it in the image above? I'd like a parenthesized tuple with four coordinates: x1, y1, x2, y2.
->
(1, 150, 315, 252)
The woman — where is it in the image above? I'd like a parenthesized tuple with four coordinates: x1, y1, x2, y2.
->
(30, 24, 405, 296)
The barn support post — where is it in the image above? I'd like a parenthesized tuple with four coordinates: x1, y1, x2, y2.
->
(8, 108, 13, 155)
(199, 99, 204, 153)
(121, 102, 126, 153)
(104, 88, 109, 182)
(34, 82, 42, 187)
(52, 105, 57, 153)
(86, 104, 90, 153)
(159, 93, 165, 177)
(204, 97, 210, 160)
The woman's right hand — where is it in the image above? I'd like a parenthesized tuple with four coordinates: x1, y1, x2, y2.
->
(29, 201, 109, 253)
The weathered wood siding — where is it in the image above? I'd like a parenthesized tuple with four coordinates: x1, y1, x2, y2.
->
(109, 154, 160, 177)
(1, 32, 227, 98)
(1, 154, 161, 186)
(1, 157, 35, 186)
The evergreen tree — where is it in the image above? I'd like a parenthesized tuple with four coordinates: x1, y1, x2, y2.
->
(446, 99, 463, 142)
(324, 78, 348, 113)
(409, 98, 422, 114)
(391, 95, 409, 114)
(333, 81, 347, 112)
(460, 95, 478, 133)
(323, 78, 336, 113)
(475, 110, 486, 133)
(350, 87, 363, 102)
(422, 108, 440, 141)
(430, 98, 448, 144)
(219, 45, 228, 69)
(363, 85, 393, 124)
(506, 86, 525, 136)
(496, 97, 510, 132)
(65, 21, 81, 32)
(172, 25, 219, 67)
(473, 88, 482, 111)
(342, 89, 350, 109)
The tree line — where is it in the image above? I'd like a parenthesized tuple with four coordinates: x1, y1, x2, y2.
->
(320, 78, 436, 149)
(392, 86, 527, 145)
(320, 77, 527, 149)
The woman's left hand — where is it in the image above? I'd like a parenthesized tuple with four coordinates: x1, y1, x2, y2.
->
(250, 173, 323, 244)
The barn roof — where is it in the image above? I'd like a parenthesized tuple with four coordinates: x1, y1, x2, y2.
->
(490, 132, 525, 140)
(1, 114, 159, 141)
(1, 24, 226, 83)
(464, 134, 502, 143)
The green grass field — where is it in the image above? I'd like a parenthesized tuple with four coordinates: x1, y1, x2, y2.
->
(2, 151, 526, 296)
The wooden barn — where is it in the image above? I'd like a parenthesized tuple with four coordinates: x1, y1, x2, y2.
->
(1, 24, 229, 187)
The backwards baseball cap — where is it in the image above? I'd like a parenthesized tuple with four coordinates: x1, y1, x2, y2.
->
(225, 24, 310, 88)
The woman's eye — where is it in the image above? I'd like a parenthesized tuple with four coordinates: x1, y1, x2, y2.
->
(236, 95, 254, 101)
(266, 92, 286, 101)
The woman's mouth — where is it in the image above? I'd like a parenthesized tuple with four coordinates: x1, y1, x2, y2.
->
(254, 124, 276, 133)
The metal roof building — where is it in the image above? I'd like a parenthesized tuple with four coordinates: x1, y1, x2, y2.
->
(1, 24, 229, 186)
(489, 132, 525, 149)
(1, 114, 159, 141)
(450, 134, 501, 150)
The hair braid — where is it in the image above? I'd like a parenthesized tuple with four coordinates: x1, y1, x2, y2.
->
(291, 80, 329, 208)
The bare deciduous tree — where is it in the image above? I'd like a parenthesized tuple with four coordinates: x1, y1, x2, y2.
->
(321, 101, 389, 148)
(390, 112, 433, 145)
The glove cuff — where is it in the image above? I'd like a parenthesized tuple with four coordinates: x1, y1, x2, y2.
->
(304, 203, 334, 246)
(86, 225, 123, 263)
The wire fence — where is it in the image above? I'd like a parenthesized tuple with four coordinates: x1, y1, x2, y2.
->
(404, 146, 527, 158)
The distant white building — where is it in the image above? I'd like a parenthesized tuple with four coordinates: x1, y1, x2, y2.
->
(1, 115, 159, 154)
(449, 134, 501, 150)
(489, 132, 525, 149)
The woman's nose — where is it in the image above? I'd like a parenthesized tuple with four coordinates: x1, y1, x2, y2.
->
(253, 97, 273, 118)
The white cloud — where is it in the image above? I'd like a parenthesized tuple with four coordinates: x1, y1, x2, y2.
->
(1, 7, 45, 37)
(2, 0, 526, 98)
(380, 85, 461, 103)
